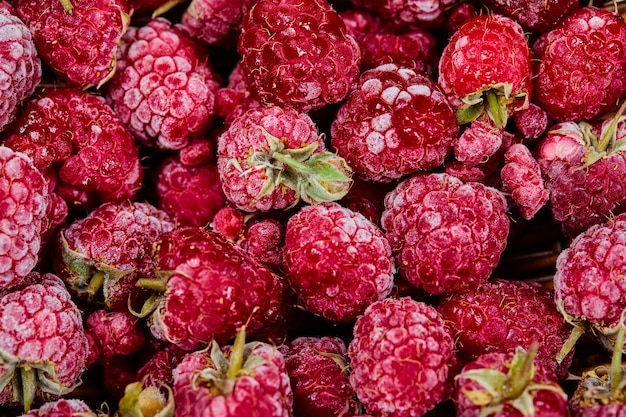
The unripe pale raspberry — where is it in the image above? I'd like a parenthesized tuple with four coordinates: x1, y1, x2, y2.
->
(348, 297, 456, 417)
(0, 6, 41, 132)
(106, 17, 220, 150)
(283, 202, 394, 322)
(0, 147, 49, 290)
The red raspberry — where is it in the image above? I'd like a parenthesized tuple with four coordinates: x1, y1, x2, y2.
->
(283, 202, 394, 322)
(0, 273, 88, 411)
(238, 218, 284, 268)
(381, 172, 510, 295)
(18, 399, 97, 417)
(0, 147, 49, 290)
(181, 0, 254, 46)
(512, 103, 550, 140)
(106, 17, 220, 150)
(331, 63, 458, 182)
(85, 310, 145, 361)
(453, 118, 504, 167)
(238, 0, 361, 113)
(348, 297, 456, 417)
(350, 0, 459, 28)
(15, 0, 130, 88)
(480, 0, 579, 32)
(212, 206, 245, 240)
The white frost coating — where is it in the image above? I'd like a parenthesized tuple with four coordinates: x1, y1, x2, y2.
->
(371, 113, 392, 132)
(397, 68, 416, 80)
(381, 86, 401, 104)
(396, 91, 412, 104)
(588, 16, 605, 30)
(385, 130, 400, 149)
(0, 22, 21, 43)
(366, 131, 385, 154)
(361, 78, 383, 96)
(407, 84, 431, 96)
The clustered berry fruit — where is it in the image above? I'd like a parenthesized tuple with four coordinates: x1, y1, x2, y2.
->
(1, 0, 626, 416)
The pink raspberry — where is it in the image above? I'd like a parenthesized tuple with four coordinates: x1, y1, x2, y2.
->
(454, 118, 504, 167)
(348, 297, 456, 417)
(212, 206, 245, 240)
(283, 202, 395, 323)
(18, 399, 97, 417)
(85, 310, 146, 361)
(513, 103, 550, 140)
(181, 0, 254, 46)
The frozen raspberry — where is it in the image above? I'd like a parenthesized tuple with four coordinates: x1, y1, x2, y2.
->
(211, 206, 245, 240)
(136, 345, 186, 389)
(181, 0, 254, 46)
(331, 63, 458, 182)
(454, 346, 568, 417)
(454, 118, 504, 167)
(106, 17, 220, 150)
(3, 88, 144, 208)
(238, 218, 284, 268)
(381, 172, 510, 295)
(0, 147, 49, 290)
(480, 0, 578, 32)
(0, 6, 41, 132)
(213, 62, 261, 124)
(146, 226, 287, 351)
(501, 143, 549, 220)
(18, 399, 97, 417)
(85, 310, 145, 361)
(218, 105, 352, 212)
(155, 152, 226, 227)
(348, 297, 456, 417)
(437, 278, 574, 380)
(283, 202, 395, 323)
(438, 13, 533, 128)
(53, 201, 176, 310)
(15, 0, 129, 88)
(351, 0, 459, 28)
(513, 103, 550, 140)
(172, 328, 293, 417)
(0, 273, 89, 411)
(532, 7, 626, 122)
(339, 177, 396, 226)
(553, 212, 626, 352)
(445, 2, 477, 33)
(238, 0, 361, 113)
(282, 337, 359, 417)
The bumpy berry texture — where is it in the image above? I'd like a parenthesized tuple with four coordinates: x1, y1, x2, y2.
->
(437, 278, 574, 380)
(438, 13, 532, 128)
(212, 206, 245, 240)
(350, 0, 458, 27)
(53, 201, 176, 310)
(330, 63, 458, 182)
(480, 0, 579, 32)
(537, 115, 626, 237)
(172, 331, 293, 417)
(0, 273, 89, 410)
(453, 118, 503, 167)
(454, 348, 568, 417)
(282, 336, 359, 417)
(532, 7, 626, 122)
(149, 226, 287, 351)
(0, 6, 41, 132)
(17, 398, 97, 417)
(85, 310, 145, 362)
(381, 172, 510, 295)
(0, 147, 48, 290)
(182, 0, 254, 46)
(218, 105, 352, 212)
(237, 218, 284, 268)
(156, 152, 226, 227)
(106, 17, 220, 150)
(501, 143, 549, 220)
(348, 297, 456, 417)
(3, 88, 143, 207)
(283, 202, 394, 322)
(553, 212, 626, 350)
(15, 0, 129, 88)
(512, 103, 549, 140)
(238, 0, 361, 113)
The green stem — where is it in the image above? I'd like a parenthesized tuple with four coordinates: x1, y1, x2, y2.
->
(271, 152, 313, 174)
(506, 343, 537, 399)
(485, 90, 507, 128)
(20, 365, 36, 412)
(611, 323, 626, 393)
(596, 99, 626, 153)
(557, 324, 586, 364)
(136, 278, 167, 292)
(87, 271, 105, 297)
(58, 0, 73, 12)
(227, 326, 246, 380)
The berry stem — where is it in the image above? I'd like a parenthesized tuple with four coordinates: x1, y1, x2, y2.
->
(87, 271, 105, 297)
(58, 0, 73, 12)
(227, 326, 246, 380)
(610, 320, 626, 393)
(596, 99, 626, 153)
(136, 278, 167, 292)
(20, 365, 36, 412)
(557, 324, 586, 364)
(504, 344, 537, 400)
(485, 90, 507, 128)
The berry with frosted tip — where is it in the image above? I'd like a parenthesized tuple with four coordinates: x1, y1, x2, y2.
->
(17, 398, 98, 417)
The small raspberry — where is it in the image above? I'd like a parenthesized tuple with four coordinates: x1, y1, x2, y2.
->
(238, 218, 284, 268)
(348, 297, 456, 417)
(181, 0, 254, 46)
(512, 103, 550, 140)
(85, 310, 146, 360)
(106, 17, 221, 150)
(211, 206, 245, 240)
(18, 399, 97, 417)
(454, 118, 504, 167)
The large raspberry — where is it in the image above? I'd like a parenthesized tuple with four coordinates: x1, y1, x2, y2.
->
(282, 336, 359, 417)
(15, 0, 130, 88)
(3, 88, 143, 208)
(348, 297, 456, 417)
(283, 202, 394, 323)
(146, 226, 287, 351)
(532, 6, 626, 122)
(330, 63, 458, 182)
(53, 201, 176, 310)
(438, 13, 533, 128)
(381, 172, 510, 295)
(217, 105, 352, 212)
(0, 273, 89, 411)
(238, 0, 361, 113)
(106, 17, 220, 150)
(0, 6, 41, 132)
(437, 278, 574, 380)
(553, 212, 626, 352)
(0, 147, 49, 290)
(172, 328, 293, 417)
(454, 347, 568, 417)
